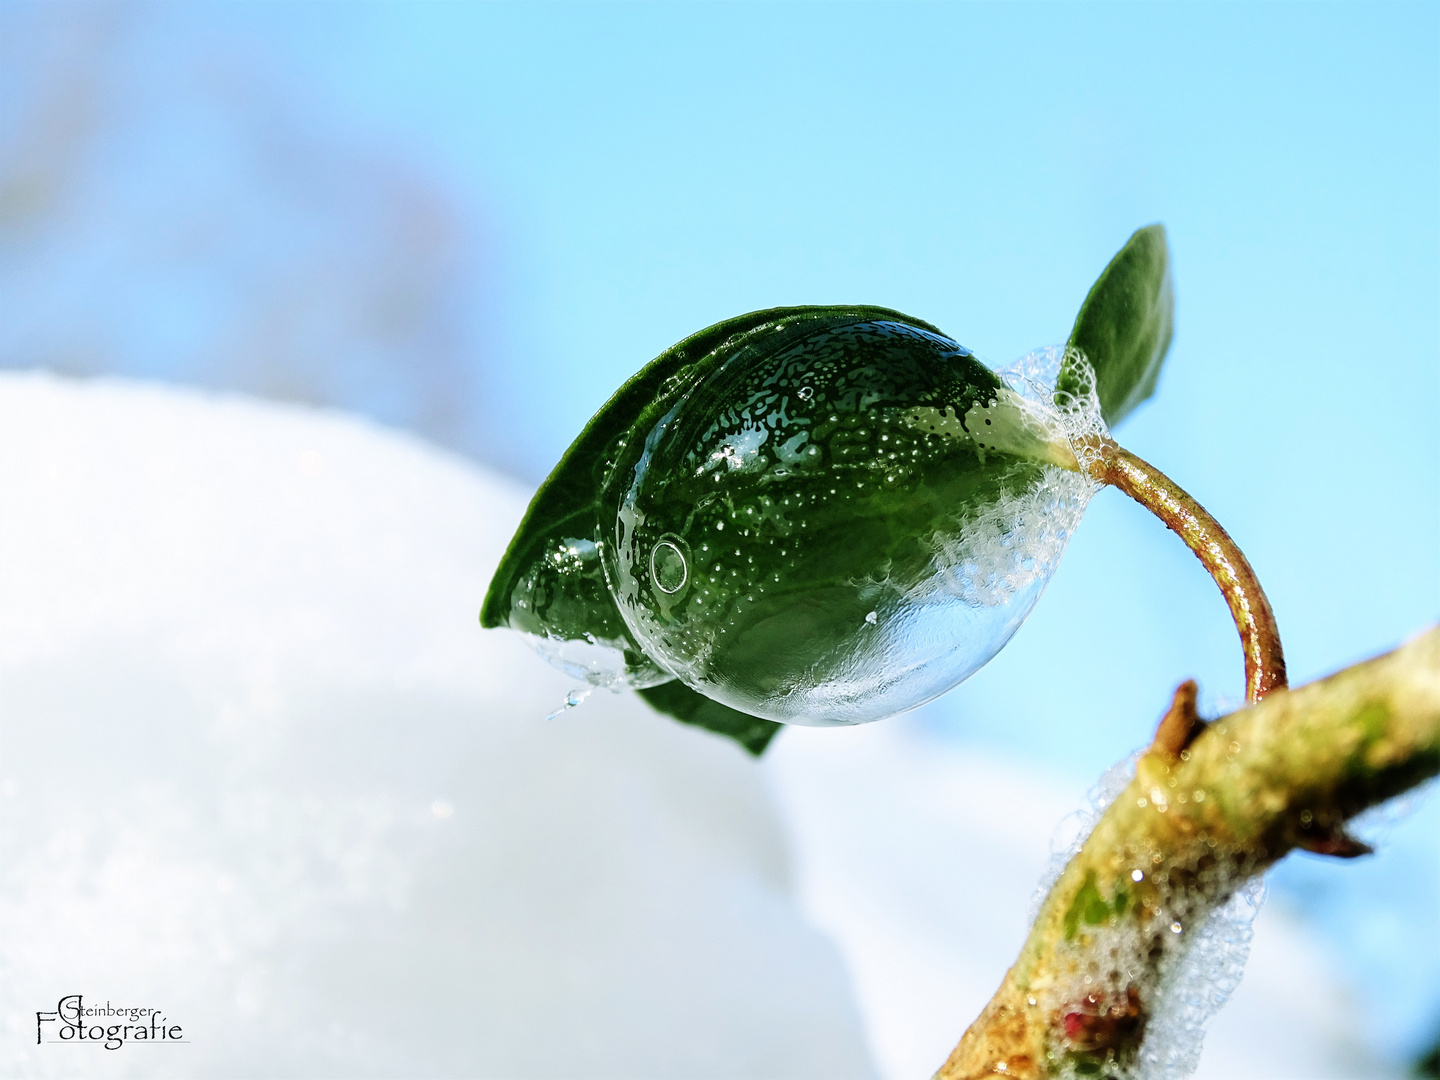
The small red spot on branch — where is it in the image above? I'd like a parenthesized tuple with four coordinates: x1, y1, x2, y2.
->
(1060, 986, 1144, 1053)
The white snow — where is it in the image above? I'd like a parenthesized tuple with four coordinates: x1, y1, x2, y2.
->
(0, 373, 871, 1079)
(0, 373, 1395, 1078)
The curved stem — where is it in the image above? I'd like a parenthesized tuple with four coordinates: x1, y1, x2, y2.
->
(1081, 438, 1287, 703)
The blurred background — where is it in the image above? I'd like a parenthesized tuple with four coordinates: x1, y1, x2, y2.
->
(2, 1, 1436, 1070)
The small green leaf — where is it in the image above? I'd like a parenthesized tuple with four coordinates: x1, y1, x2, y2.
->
(1061, 224, 1174, 426)
(637, 680, 782, 756)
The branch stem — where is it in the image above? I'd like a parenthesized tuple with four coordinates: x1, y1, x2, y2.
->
(936, 627, 1440, 1079)
(1082, 439, 1287, 703)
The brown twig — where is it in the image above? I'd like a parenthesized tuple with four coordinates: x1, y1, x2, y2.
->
(1081, 439, 1287, 704)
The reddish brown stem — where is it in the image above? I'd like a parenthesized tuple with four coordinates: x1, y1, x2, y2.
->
(1083, 439, 1287, 703)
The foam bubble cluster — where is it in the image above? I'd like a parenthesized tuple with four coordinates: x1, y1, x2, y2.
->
(923, 462, 1092, 609)
(1030, 747, 1269, 1079)
(1030, 751, 1144, 922)
(919, 346, 1109, 611)
(1136, 877, 1266, 1079)
(999, 344, 1112, 475)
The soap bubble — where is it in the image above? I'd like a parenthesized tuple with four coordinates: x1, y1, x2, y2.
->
(605, 322, 1104, 725)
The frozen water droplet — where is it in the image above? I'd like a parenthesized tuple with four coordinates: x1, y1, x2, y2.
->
(797, 385, 814, 400)
(864, 611, 878, 625)
(545, 686, 592, 720)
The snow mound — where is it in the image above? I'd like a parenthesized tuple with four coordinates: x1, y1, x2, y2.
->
(0, 373, 874, 1079)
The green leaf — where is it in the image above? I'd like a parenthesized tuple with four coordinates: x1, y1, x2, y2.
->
(637, 680, 782, 756)
(485, 303, 1091, 753)
(1061, 224, 1174, 426)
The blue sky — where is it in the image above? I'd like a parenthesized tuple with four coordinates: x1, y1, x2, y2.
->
(3, 1, 1437, 1063)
